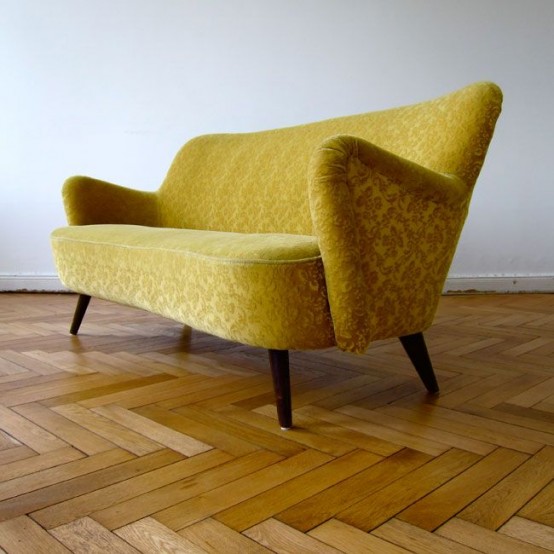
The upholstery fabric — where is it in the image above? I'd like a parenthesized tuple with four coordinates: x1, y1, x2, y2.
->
(53, 82, 503, 353)
(51, 225, 334, 350)
(309, 136, 470, 352)
(62, 176, 160, 227)
(157, 82, 502, 235)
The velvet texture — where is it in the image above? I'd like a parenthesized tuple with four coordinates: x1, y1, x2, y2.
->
(52, 82, 503, 352)
(52, 225, 332, 350)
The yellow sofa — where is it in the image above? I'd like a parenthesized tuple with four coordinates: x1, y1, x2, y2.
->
(51, 82, 503, 429)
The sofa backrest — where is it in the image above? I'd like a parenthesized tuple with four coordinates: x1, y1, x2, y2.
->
(157, 82, 502, 235)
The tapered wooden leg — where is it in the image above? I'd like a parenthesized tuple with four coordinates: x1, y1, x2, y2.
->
(70, 294, 91, 335)
(399, 332, 439, 394)
(268, 349, 292, 430)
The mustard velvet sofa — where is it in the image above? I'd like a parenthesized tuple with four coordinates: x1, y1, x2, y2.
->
(51, 82, 503, 429)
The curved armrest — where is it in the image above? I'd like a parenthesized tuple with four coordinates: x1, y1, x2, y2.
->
(62, 176, 159, 226)
(312, 135, 468, 207)
(309, 135, 471, 353)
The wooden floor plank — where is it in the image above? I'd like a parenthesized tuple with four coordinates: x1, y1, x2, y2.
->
(91, 403, 212, 456)
(499, 516, 554, 551)
(32, 449, 231, 530)
(0, 445, 35, 466)
(518, 480, 554, 527)
(134, 404, 261, 457)
(243, 518, 343, 553)
(470, 372, 551, 408)
(0, 373, 128, 407)
(0, 405, 68, 453)
(215, 449, 380, 531)
(276, 447, 431, 532)
(207, 405, 314, 458)
(508, 377, 554, 408)
(52, 403, 163, 456)
(91, 450, 282, 530)
(372, 518, 481, 553)
(154, 449, 332, 530)
(459, 446, 554, 529)
(437, 517, 552, 553)
(398, 447, 529, 531)
(336, 448, 483, 531)
(0, 515, 71, 553)
(13, 402, 116, 454)
(0, 292, 552, 551)
(183, 403, 357, 458)
(0, 446, 84, 483)
(460, 403, 554, 443)
(309, 518, 412, 553)
(78, 373, 214, 409)
(0, 350, 51, 375)
(40, 373, 175, 408)
(0, 449, 177, 522)
(156, 373, 269, 410)
(336, 405, 452, 456)
(390, 401, 544, 454)
(291, 404, 405, 456)
(371, 404, 496, 455)
(0, 448, 133, 507)
(50, 517, 140, 553)
(114, 517, 207, 553)
(178, 518, 272, 553)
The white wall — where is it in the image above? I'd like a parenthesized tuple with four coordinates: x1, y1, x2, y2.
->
(1, 0, 553, 291)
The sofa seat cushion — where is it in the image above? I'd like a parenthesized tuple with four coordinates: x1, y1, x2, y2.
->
(51, 225, 335, 350)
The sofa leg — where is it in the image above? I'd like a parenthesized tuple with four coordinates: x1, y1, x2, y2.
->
(399, 332, 439, 394)
(268, 349, 293, 430)
(70, 294, 91, 335)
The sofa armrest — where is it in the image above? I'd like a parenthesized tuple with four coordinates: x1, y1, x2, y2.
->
(309, 135, 471, 353)
(62, 176, 159, 226)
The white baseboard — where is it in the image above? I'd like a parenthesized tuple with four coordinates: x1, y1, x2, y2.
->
(0, 274, 68, 292)
(1, 274, 553, 294)
(444, 276, 554, 294)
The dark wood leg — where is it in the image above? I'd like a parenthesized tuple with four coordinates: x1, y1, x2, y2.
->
(399, 332, 439, 394)
(268, 349, 293, 430)
(70, 294, 91, 335)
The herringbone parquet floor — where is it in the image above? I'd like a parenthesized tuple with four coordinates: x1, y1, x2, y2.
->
(0, 293, 553, 553)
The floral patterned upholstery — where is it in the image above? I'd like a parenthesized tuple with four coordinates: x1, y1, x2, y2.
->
(51, 82, 502, 354)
